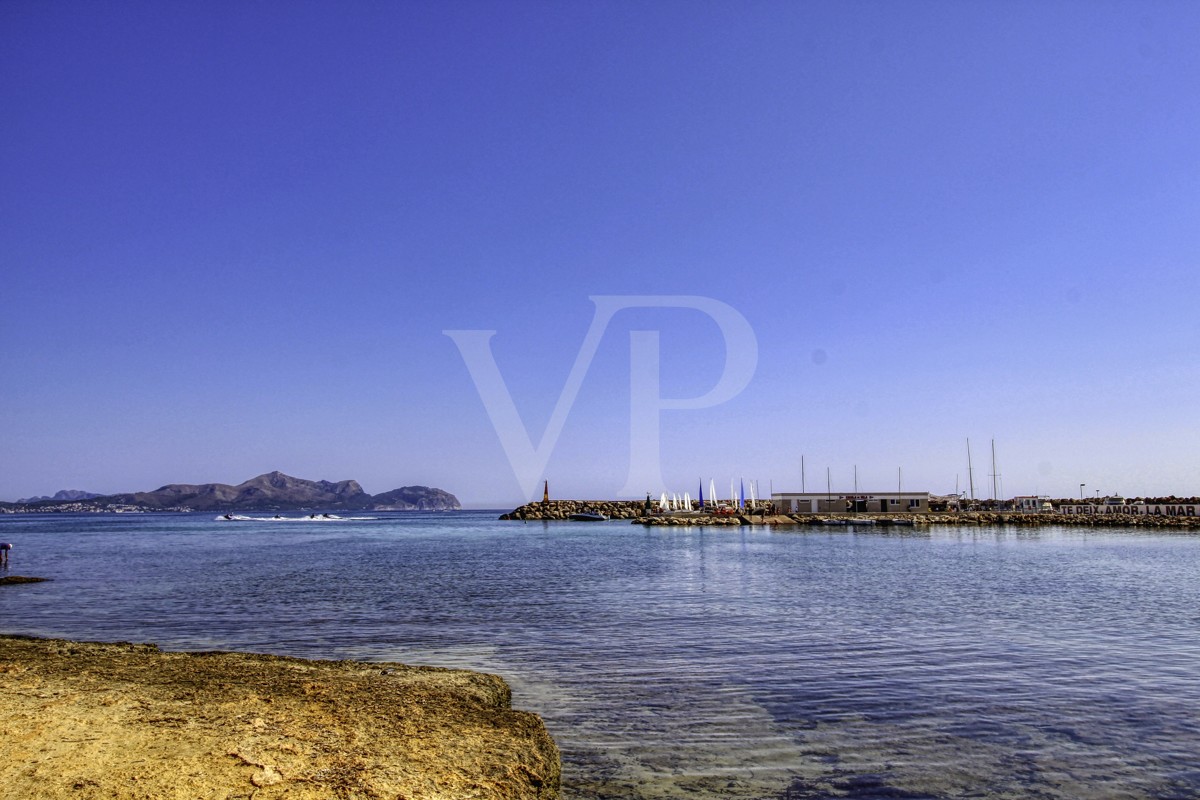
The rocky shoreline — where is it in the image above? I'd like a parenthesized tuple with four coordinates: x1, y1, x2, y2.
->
(0, 635, 559, 799)
(501, 501, 1200, 529)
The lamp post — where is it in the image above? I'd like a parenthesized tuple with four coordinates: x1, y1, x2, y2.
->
(1080, 483, 1085, 500)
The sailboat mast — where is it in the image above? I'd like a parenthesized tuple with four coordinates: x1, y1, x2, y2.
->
(967, 439, 976, 500)
(991, 439, 999, 502)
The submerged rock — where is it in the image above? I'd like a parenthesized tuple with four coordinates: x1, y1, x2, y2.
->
(0, 575, 49, 585)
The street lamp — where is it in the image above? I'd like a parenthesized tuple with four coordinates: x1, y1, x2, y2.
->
(1080, 483, 1086, 500)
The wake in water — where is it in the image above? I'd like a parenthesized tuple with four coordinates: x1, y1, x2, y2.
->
(213, 514, 379, 522)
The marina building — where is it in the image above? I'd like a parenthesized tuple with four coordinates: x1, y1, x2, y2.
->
(1012, 495, 1053, 512)
(771, 491, 932, 514)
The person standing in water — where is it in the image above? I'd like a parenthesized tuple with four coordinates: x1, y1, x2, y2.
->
(0, 542, 11, 565)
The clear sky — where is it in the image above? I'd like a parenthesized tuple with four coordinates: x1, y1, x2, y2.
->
(3, 1, 1198, 507)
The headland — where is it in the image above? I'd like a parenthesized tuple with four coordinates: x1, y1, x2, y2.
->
(0, 635, 559, 799)
(0, 471, 461, 514)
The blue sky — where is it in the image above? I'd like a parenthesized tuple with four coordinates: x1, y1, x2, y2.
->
(3, 1, 1198, 507)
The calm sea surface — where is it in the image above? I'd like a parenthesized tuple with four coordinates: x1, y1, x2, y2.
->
(2, 511, 1199, 799)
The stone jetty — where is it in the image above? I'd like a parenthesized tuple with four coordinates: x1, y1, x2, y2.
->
(501, 502, 1200, 529)
(500, 500, 652, 520)
(501, 500, 776, 522)
(638, 511, 1200, 529)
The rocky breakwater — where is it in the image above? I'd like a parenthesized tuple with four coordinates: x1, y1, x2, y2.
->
(503, 505, 1200, 530)
(502, 500, 784, 523)
(638, 513, 773, 526)
(0, 636, 560, 800)
(923, 511, 1200, 528)
(500, 500, 649, 520)
(641, 511, 1200, 529)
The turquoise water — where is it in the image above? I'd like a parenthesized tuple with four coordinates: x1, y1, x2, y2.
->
(2, 511, 1199, 799)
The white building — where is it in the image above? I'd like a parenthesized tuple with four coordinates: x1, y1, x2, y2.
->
(1012, 495, 1053, 512)
(771, 491, 931, 514)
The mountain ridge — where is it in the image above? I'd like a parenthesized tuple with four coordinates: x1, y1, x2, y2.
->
(5, 472, 461, 512)
(16, 489, 101, 503)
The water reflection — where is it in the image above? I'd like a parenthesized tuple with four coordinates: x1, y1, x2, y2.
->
(3, 514, 1200, 798)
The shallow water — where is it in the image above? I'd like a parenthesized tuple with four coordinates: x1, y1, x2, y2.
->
(2, 512, 1199, 799)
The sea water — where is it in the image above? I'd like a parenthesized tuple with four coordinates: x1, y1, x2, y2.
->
(2, 511, 1199, 799)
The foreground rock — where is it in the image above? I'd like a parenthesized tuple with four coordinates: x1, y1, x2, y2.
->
(0, 576, 49, 585)
(0, 636, 559, 799)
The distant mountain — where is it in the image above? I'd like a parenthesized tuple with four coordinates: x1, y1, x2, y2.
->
(3, 472, 461, 512)
(16, 489, 101, 503)
(100, 471, 368, 511)
(370, 486, 461, 511)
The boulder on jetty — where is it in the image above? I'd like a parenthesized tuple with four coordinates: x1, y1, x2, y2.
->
(0, 636, 560, 800)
